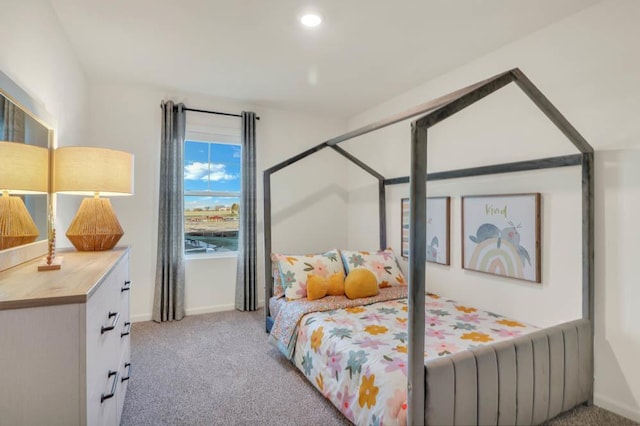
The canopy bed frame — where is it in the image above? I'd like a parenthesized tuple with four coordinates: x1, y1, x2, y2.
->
(263, 68, 594, 425)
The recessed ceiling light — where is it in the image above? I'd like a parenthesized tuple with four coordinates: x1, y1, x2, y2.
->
(301, 13, 322, 27)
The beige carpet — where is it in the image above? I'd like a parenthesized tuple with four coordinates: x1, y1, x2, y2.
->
(121, 309, 636, 426)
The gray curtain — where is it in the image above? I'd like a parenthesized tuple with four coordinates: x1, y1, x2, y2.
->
(153, 101, 186, 322)
(0, 98, 25, 141)
(235, 112, 257, 311)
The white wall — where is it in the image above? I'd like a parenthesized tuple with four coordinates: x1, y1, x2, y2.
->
(345, 0, 640, 421)
(0, 1, 87, 145)
(0, 0, 89, 230)
(86, 82, 348, 321)
(345, 84, 582, 327)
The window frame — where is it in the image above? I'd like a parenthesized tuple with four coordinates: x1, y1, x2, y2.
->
(183, 127, 242, 259)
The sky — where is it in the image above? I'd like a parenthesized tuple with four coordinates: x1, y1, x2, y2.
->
(184, 140, 241, 209)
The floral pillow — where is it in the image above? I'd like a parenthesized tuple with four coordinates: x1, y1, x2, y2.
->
(272, 249, 345, 301)
(270, 254, 285, 297)
(340, 248, 406, 288)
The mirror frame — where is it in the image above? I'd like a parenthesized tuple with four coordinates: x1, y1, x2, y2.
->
(0, 70, 55, 271)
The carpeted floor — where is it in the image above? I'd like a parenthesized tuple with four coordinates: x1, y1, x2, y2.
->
(121, 309, 637, 426)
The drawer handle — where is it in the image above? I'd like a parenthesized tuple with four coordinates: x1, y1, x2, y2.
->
(121, 321, 131, 338)
(121, 362, 131, 382)
(100, 370, 119, 403)
(121, 280, 131, 292)
(101, 311, 120, 334)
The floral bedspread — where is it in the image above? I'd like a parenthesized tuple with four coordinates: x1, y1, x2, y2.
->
(285, 293, 537, 426)
(269, 287, 409, 359)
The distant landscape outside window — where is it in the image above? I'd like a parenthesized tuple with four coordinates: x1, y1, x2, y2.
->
(184, 140, 241, 255)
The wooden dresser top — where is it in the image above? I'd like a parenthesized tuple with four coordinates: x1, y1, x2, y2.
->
(0, 247, 129, 310)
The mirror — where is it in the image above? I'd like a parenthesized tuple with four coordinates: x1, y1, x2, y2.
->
(0, 71, 53, 266)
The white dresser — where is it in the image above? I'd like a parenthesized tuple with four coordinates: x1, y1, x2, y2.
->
(0, 248, 131, 426)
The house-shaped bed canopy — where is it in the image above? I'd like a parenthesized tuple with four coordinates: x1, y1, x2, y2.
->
(263, 68, 594, 425)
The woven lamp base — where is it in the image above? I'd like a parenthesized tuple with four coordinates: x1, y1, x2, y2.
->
(66, 197, 124, 251)
(0, 196, 39, 250)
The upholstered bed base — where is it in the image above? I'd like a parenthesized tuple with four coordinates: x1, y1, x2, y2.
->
(424, 319, 592, 425)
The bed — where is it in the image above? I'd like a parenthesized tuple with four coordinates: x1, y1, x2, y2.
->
(269, 282, 591, 425)
(262, 68, 595, 425)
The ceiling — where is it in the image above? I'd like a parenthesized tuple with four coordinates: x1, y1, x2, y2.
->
(50, 0, 600, 117)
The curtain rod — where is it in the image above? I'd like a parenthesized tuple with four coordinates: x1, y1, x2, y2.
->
(184, 106, 260, 120)
(160, 102, 260, 120)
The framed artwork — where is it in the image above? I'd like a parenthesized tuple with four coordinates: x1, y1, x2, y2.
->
(401, 197, 450, 265)
(462, 193, 541, 283)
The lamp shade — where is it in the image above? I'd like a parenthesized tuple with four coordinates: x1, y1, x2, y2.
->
(0, 141, 49, 194)
(54, 147, 134, 196)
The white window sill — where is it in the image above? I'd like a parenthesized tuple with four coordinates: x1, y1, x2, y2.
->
(185, 252, 238, 261)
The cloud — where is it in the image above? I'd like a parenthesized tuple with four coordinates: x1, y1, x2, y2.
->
(232, 147, 241, 159)
(184, 162, 237, 182)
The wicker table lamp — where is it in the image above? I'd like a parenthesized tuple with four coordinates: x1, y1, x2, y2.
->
(0, 142, 49, 250)
(54, 147, 134, 251)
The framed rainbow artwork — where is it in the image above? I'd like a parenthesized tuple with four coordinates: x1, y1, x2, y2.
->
(462, 193, 541, 283)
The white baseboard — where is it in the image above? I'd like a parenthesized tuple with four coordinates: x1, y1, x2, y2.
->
(130, 313, 152, 322)
(130, 300, 265, 323)
(186, 304, 235, 316)
(594, 393, 640, 423)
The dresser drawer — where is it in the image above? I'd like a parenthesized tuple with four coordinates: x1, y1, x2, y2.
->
(116, 337, 131, 426)
(115, 255, 131, 336)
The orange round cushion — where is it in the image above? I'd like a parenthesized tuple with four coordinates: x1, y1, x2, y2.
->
(344, 268, 378, 300)
(326, 272, 345, 296)
(307, 274, 328, 301)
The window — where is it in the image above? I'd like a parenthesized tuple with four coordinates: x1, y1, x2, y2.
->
(184, 140, 241, 255)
